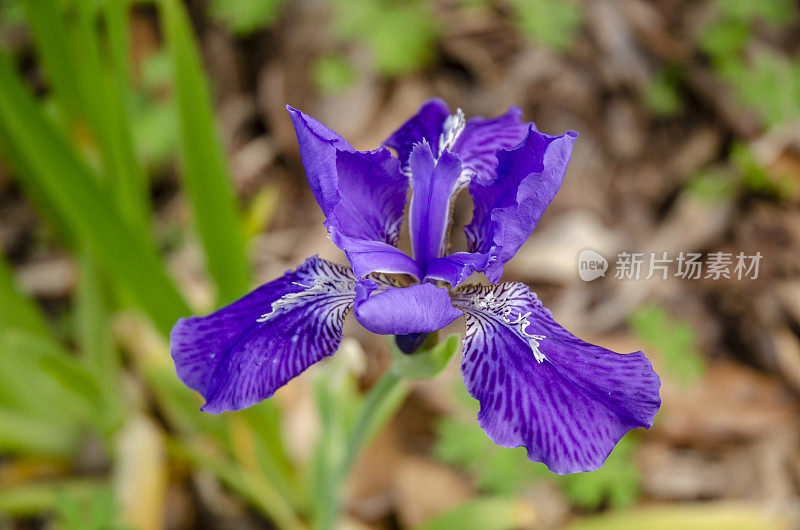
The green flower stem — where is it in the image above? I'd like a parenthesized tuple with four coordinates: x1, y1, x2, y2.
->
(315, 334, 460, 529)
(340, 367, 408, 476)
(316, 365, 409, 530)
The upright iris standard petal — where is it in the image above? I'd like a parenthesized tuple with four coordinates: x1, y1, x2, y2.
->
(383, 99, 449, 171)
(170, 257, 357, 413)
(452, 106, 529, 183)
(353, 281, 462, 335)
(329, 149, 407, 245)
(328, 149, 419, 278)
(288, 107, 415, 278)
(287, 105, 355, 213)
(384, 100, 528, 184)
(465, 125, 578, 283)
(404, 140, 494, 287)
(450, 283, 661, 474)
(408, 142, 462, 269)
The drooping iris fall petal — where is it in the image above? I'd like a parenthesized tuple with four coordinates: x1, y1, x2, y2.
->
(170, 257, 357, 413)
(450, 283, 661, 474)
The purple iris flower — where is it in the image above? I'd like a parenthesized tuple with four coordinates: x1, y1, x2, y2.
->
(170, 99, 661, 474)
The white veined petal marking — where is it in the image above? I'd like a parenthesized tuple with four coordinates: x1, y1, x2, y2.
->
(256, 260, 357, 323)
(438, 108, 466, 156)
(437, 108, 477, 188)
(457, 284, 548, 363)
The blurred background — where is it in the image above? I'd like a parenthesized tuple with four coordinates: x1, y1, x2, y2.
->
(0, 0, 799, 528)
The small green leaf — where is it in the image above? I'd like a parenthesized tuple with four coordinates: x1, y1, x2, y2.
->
(312, 55, 356, 94)
(686, 168, 739, 203)
(700, 18, 750, 62)
(511, 0, 582, 52)
(435, 418, 544, 495)
(55, 484, 122, 530)
(643, 67, 684, 117)
(559, 435, 639, 510)
(332, 0, 438, 76)
(630, 304, 704, 385)
(209, 0, 286, 36)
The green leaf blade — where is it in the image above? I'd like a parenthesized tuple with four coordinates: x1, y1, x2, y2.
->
(159, 0, 250, 305)
(0, 52, 190, 335)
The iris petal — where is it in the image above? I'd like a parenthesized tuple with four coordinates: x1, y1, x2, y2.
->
(450, 283, 661, 474)
(170, 256, 357, 413)
(328, 234, 422, 280)
(383, 100, 529, 184)
(383, 99, 450, 171)
(453, 106, 529, 183)
(287, 105, 354, 214)
(408, 142, 462, 270)
(287, 106, 411, 277)
(353, 281, 462, 335)
(424, 251, 492, 288)
(465, 125, 578, 283)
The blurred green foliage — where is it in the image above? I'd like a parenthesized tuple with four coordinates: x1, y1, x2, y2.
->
(630, 305, 704, 386)
(643, 66, 684, 118)
(510, 0, 582, 51)
(132, 51, 180, 169)
(0, 1, 296, 527)
(312, 54, 357, 95)
(700, 0, 800, 131)
(688, 142, 795, 202)
(201, 0, 585, 93)
(730, 141, 796, 198)
(209, 0, 287, 36)
(55, 487, 126, 530)
(687, 167, 740, 203)
(331, 0, 439, 76)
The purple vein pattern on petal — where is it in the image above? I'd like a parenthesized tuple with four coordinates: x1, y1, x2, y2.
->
(408, 142, 462, 269)
(353, 281, 462, 335)
(450, 283, 661, 474)
(383, 99, 449, 171)
(330, 149, 407, 245)
(288, 106, 413, 278)
(453, 106, 529, 184)
(465, 125, 578, 283)
(170, 257, 357, 413)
